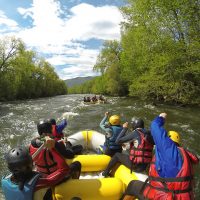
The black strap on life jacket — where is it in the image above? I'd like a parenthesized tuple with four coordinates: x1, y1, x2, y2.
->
(132, 154, 152, 158)
(148, 184, 193, 194)
(148, 175, 193, 182)
(36, 150, 57, 174)
(132, 147, 153, 152)
(148, 175, 193, 198)
(131, 157, 134, 174)
(130, 150, 152, 174)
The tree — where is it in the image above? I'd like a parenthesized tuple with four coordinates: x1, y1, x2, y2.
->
(93, 40, 127, 96)
(0, 36, 68, 101)
(120, 0, 200, 104)
(0, 37, 21, 71)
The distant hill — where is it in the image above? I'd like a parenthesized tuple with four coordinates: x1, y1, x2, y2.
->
(64, 76, 96, 88)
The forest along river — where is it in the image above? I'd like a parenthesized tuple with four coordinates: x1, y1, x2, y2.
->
(0, 94, 199, 199)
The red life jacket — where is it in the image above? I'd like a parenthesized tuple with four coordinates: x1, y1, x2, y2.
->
(52, 125, 64, 141)
(143, 147, 199, 200)
(129, 129, 153, 164)
(29, 144, 58, 174)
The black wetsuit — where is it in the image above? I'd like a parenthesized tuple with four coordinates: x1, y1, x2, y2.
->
(65, 141, 83, 155)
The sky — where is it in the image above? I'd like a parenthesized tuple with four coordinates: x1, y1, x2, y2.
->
(0, 0, 126, 80)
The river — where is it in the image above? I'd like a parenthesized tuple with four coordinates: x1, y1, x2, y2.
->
(0, 94, 199, 199)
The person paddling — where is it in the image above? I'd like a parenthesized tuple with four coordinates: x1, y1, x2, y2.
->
(29, 120, 81, 175)
(121, 113, 199, 200)
(49, 118, 67, 141)
(1, 145, 80, 200)
(99, 112, 123, 156)
(49, 118, 83, 155)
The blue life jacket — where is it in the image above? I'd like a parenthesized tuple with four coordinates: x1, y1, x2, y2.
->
(1, 173, 40, 200)
(105, 125, 123, 149)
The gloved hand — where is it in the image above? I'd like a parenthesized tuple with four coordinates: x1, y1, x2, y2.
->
(159, 113, 167, 119)
(105, 111, 109, 117)
(123, 122, 129, 128)
(105, 131, 112, 138)
(44, 136, 55, 149)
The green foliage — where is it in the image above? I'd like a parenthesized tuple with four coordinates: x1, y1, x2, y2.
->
(72, 40, 128, 96)
(65, 0, 200, 105)
(121, 0, 200, 105)
(0, 36, 67, 101)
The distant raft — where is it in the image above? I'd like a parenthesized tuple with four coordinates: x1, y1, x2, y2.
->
(83, 100, 107, 104)
(52, 130, 148, 200)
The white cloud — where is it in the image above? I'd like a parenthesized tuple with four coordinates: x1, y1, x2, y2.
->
(47, 47, 99, 79)
(0, 11, 19, 33)
(63, 3, 123, 41)
(17, 7, 33, 19)
(0, 0, 124, 79)
(17, 2, 123, 48)
(17, 0, 66, 48)
(60, 65, 100, 79)
(47, 48, 99, 66)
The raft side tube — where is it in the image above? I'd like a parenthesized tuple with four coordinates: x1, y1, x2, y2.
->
(53, 178, 125, 200)
(114, 165, 148, 187)
(66, 154, 111, 172)
(67, 130, 105, 151)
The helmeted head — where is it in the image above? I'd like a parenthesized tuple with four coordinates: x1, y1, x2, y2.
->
(37, 120, 52, 135)
(168, 131, 180, 145)
(50, 118, 56, 125)
(5, 147, 33, 176)
(130, 118, 144, 129)
(109, 115, 120, 125)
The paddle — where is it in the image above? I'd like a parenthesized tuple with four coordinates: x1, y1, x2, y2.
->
(31, 138, 63, 159)
(32, 142, 45, 159)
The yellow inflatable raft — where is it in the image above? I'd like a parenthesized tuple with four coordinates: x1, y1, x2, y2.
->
(52, 130, 148, 200)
